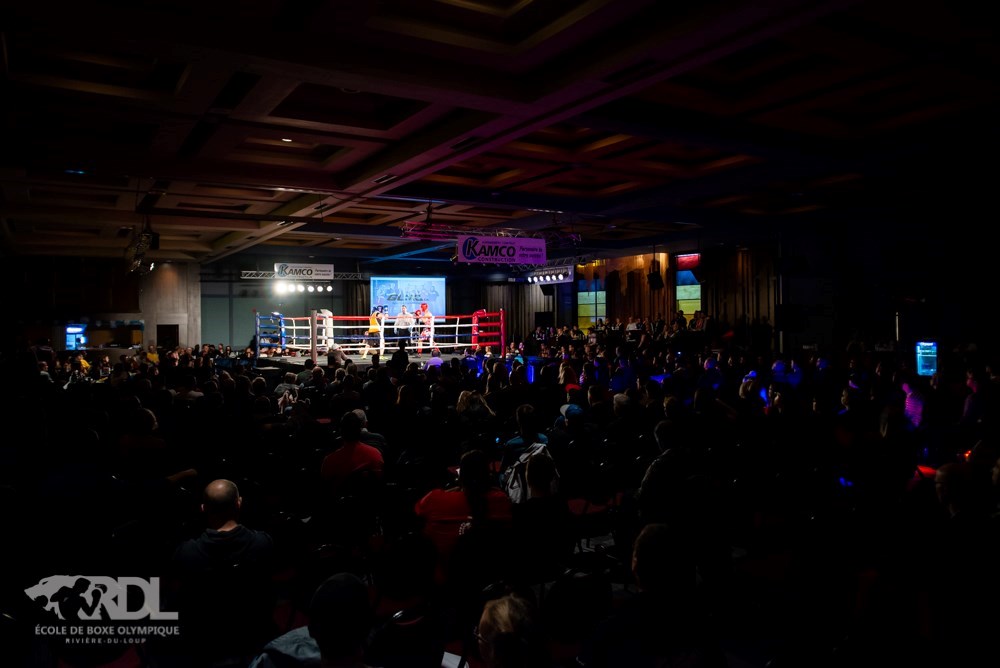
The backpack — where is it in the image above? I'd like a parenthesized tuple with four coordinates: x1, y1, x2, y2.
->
(501, 442, 556, 504)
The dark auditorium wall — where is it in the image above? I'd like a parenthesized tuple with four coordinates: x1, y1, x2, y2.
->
(14, 225, 989, 362)
(9, 256, 142, 323)
(7, 256, 144, 350)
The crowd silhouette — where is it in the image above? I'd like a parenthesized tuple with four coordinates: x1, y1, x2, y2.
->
(4, 323, 1000, 668)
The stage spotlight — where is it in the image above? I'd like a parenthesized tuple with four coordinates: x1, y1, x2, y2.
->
(296, 284, 305, 292)
(557, 273, 564, 280)
(307, 285, 315, 292)
(275, 282, 288, 294)
(326, 285, 333, 292)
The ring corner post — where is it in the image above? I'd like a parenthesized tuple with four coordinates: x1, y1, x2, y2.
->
(499, 308, 506, 355)
(253, 309, 261, 363)
(310, 310, 319, 364)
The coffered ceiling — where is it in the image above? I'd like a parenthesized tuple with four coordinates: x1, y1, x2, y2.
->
(1, 0, 996, 273)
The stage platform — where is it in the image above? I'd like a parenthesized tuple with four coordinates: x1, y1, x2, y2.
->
(226, 351, 547, 388)
(238, 351, 450, 376)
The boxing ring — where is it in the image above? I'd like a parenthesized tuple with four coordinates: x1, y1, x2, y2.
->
(253, 308, 506, 364)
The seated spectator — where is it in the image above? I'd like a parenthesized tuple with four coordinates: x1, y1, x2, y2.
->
(499, 404, 549, 472)
(169, 479, 277, 661)
(577, 523, 726, 668)
(455, 390, 498, 433)
(352, 408, 388, 453)
(295, 358, 316, 385)
(248, 572, 375, 668)
(546, 403, 600, 497)
(918, 461, 1000, 667)
(586, 384, 614, 428)
(37, 361, 55, 383)
(303, 365, 329, 394)
(273, 371, 300, 398)
(171, 372, 205, 403)
(512, 452, 573, 584)
(424, 347, 445, 371)
(328, 373, 365, 418)
(414, 449, 514, 585)
(116, 406, 171, 478)
(320, 410, 385, 493)
(476, 591, 550, 668)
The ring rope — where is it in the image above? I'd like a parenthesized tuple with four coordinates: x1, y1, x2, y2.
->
(254, 308, 505, 362)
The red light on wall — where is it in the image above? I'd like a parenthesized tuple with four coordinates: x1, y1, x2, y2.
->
(676, 253, 701, 270)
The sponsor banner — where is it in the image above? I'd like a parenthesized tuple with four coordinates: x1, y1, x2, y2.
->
(274, 263, 334, 279)
(456, 235, 546, 265)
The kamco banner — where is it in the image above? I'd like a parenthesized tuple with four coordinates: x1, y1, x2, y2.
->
(273, 263, 334, 279)
(456, 235, 546, 265)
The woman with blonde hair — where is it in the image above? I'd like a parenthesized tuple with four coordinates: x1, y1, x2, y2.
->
(475, 592, 550, 668)
(455, 389, 499, 444)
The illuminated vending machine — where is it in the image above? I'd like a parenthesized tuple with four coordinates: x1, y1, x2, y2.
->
(915, 340, 938, 377)
(65, 324, 87, 351)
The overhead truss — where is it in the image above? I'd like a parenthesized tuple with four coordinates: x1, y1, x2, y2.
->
(241, 271, 366, 280)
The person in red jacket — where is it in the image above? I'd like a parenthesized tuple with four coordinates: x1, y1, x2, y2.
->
(320, 410, 385, 492)
(414, 449, 513, 584)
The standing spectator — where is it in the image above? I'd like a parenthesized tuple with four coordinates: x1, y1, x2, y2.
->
(389, 339, 410, 377)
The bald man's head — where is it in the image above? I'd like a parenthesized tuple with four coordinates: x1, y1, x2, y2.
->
(202, 479, 241, 520)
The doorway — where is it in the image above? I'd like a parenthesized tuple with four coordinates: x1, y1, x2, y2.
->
(156, 324, 179, 351)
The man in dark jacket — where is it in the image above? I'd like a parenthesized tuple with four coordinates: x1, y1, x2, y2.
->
(170, 479, 277, 662)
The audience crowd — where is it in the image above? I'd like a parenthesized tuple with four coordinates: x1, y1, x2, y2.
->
(4, 314, 1000, 668)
